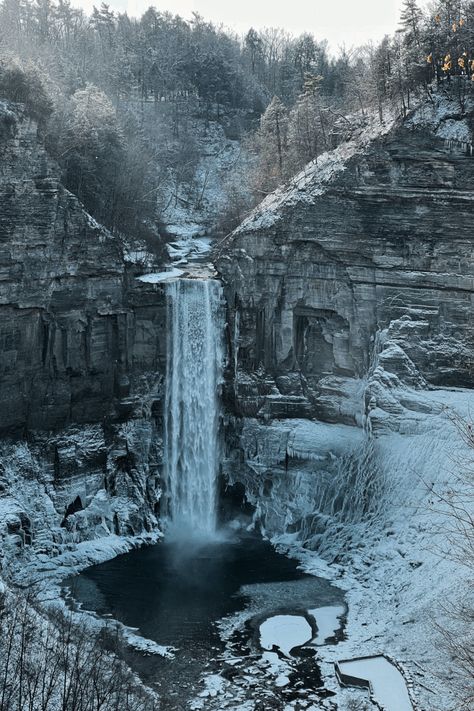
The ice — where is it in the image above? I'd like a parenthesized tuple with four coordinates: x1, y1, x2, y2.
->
(260, 650, 293, 688)
(259, 614, 313, 656)
(309, 605, 345, 645)
(287, 420, 364, 461)
(122, 628, 175, 658)
(167, 235, 214, 263)
(136, 267, 184, 283)
(338, 656, 413, 711)
(198, 674, 226, 698)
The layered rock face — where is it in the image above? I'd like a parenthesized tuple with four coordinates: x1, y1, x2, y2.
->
(217, 97, 474, 542)
(0, 102, 166, 560)
(219, 100, 474, 415)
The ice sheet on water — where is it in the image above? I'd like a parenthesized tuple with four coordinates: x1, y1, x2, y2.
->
(122, 628, 175, 659)
(259, 614, 312, 656)
(309, 605, 345, 645)
(338, 656, 413, 711)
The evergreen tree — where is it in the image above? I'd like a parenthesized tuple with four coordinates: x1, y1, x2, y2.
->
(399, 0, 423, 45)
(260, 95, 288, 173)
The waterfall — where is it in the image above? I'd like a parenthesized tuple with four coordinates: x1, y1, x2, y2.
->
(164, 278, 224, 535)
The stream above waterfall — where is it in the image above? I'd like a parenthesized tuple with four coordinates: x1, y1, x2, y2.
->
(64, 532, 346, 709)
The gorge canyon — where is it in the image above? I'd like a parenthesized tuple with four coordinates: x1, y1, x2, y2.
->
(0, 90, 473, 711)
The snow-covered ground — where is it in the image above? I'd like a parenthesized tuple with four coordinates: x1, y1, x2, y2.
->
(135, 234, 217, 284)
(279, 385, 474, 711)
(1, 387, 471, 710)
(228, 94, 473, 241)
(159, 120, 243, 239)
(202, 343, 473, 711)
(137, 267, 185, 283)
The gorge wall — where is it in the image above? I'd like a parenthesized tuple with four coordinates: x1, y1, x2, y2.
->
(217, 96, 474, 547)
(1, 91, 473, 573)
(0, 101, 167, 566)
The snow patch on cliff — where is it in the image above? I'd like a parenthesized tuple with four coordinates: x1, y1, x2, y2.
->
(286, 420, 364, 462)
(232, 110, 398, 234)
(407, 93, 473, 148)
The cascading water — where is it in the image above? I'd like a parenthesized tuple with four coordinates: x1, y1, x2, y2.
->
(164, 278, 224, 535)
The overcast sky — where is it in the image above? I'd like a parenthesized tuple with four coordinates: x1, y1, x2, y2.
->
(75, 1, 419, 51)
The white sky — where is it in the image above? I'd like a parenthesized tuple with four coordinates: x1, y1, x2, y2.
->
(74, 1, 419, 51)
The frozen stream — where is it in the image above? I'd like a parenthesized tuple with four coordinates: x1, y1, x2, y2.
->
(64, 533, 345, 709)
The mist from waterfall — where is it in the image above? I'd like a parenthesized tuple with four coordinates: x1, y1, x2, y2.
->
(164, 278, 224, 538)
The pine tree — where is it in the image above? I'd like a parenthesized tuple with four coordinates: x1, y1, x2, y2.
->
(398, 0, 429, 105)
(287, 74, 327, 172)
(260, 95, 288, 172)
(244, 28, 263, 76)
(399, 0, 423, 45)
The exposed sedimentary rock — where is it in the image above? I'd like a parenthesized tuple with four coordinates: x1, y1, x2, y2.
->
(218, 98, 474, 425)
(0, 102, 166, 557)
(217, 96, 474, 545)
(0, 101, 166, 432)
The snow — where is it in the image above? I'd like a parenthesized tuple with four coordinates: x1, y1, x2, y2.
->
(261, 650, 291, 680)
(136, 236, 217, 284)
(437, 118, 471, 144)
(137, 267, 184, 283)
(309, 605, 345, 646)
(159, 119, 242, 238)
(224, 94, 473, 245)
(287, 420, 364, 461)
(167, 235, 213, 263)
(259, 614, 313, 656)
(406, 93, 473, 148)
(241, 417, 363, 472)
(269, 383, 474, 710)
(198, 674, 227, 698)
(122, 628, 175, 658)
(232, 109, 398, 235)
(338, 656, 413, 711)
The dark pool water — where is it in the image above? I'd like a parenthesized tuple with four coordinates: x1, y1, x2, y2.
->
(64, 533, 343, 708)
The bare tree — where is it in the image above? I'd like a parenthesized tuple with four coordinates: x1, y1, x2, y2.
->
(426, 414, 474, 710)
(0, 588, 159, 711)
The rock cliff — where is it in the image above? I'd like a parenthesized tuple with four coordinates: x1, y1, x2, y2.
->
(219, 98, 474, 405)
(217, 95, 474, 543)
(0, 101, 167, 564)
(215, 99, 474, 706)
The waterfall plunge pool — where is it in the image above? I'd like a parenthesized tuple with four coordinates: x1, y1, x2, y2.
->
(87, 276, 348, 707)
(63, 532, 346, 709)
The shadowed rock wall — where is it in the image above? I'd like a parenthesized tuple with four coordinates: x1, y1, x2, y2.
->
(0, 102, 168, 553)
(0, 101, 167, 434)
